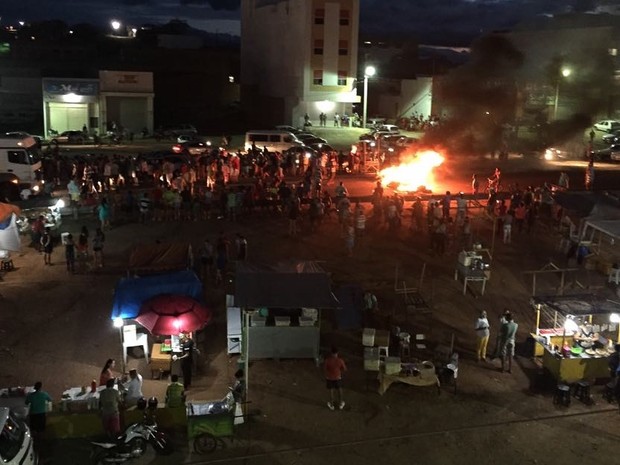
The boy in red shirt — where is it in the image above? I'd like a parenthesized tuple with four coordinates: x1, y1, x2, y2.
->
(324, 346, 347, 410)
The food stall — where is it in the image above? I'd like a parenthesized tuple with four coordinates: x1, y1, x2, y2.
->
(454, 249, 491, 295)
(232, 261, 340, 362)
(530, 295, 620, 383)
(111, 269, 205, 377)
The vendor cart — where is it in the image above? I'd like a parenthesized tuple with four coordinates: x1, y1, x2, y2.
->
(187, 392, 243, 454)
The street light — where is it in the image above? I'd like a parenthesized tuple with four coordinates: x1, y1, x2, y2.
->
(110, 20, 121, 32)
(362, 65, 376, 129)
(553, 67, 571, 120)
(113, 317, 125, 373)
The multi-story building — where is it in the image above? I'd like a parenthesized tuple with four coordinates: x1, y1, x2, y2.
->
(241, 0, 360, 127)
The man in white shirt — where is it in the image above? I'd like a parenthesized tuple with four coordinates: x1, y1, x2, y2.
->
(122, 369, 143, 406)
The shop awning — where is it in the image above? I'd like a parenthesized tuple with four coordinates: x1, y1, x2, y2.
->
(234, 261, 340, 309)
(532, 295, 620, 317)
(111, 270, 203, 320)
(128, 242, 193, 275)
(583, 219, 620, 240)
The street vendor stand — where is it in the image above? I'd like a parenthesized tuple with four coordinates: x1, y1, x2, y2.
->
(454, 249, 491, 295)
(232, 261, 340, 362)
(111, 269, 205, 377)
(531, 295, 620, 383)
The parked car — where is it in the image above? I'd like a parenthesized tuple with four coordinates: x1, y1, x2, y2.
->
(5, 132, 43, 148)
(590, 144, 620, 162)
(162, 124, 197, 138)
(172, 141, 210, 156)
(50, 130, 90, 145)
(307, 142, 335, 153)
(602, 130, 620, 145)
(376, 124, 400, 134)
(297, 136, 327, 146)
(593, 120, 620, 132)
(275, 125, 303, 135)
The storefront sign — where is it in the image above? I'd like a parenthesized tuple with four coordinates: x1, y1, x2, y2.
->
(43, 79, 99, 96)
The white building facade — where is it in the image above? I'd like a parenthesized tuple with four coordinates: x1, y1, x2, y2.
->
(241, 0, 361, 127)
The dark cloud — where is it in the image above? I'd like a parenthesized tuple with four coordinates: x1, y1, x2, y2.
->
(3, 0, 612, 40)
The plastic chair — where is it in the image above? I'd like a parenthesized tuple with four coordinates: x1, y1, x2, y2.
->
(122, 324, 149, 365)
(608, 268, 620, 285)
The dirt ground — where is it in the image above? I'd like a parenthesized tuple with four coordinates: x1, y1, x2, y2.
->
(1, 151, 620, 464)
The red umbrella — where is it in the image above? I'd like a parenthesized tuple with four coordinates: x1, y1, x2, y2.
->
(136, 294, 211, 335)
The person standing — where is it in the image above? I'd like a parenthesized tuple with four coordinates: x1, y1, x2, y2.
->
(502, 211, 513, 244)
(139, 192, 151, 223)
(475, 311, 490, 362)
(25, 382, 52, 437)
(491, 309, 511, 359)
(471, 174, 480, 196)
(40, 227, 53, 265)
(67, 178, 81, 219)
(176, 333, 195, 389)
(92, 227, 105, 268)
(99, 378, 122, 438)
(121, 369, 143, 407)
(99, 358, 118, 386)
(499, 313, 518, 373)
(585, 161, 595, 191)
(64, 233, 75, 273)
(324, 347, 347, 410)
(98, 198, 111, 230)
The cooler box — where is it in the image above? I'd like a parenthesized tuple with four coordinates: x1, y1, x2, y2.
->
(251, 316, 266, 327)
(385, 356, 402, 375)
(275, 316, 290, 327)
(362, 328, 376, 347)
(364, 347, 380, 371)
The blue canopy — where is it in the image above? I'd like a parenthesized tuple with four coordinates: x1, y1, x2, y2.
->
(111, 270, 204, 320)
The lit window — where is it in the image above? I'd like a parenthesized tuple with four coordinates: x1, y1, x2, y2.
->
(229, 76, 235, 83)
(314, 9, 324, 25)
(313, 70, 323, 85)
(337, 71, 347, 86)
(609, 48, 618, 56)
(340, 10, 350, 26)
(314, 40, 324, 55)
(338, 40, 348, 56)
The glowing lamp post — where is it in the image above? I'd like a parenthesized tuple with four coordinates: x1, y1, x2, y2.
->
(113, 317, 125, 373)
(610, 313, 620, 344)
(110, 20, 121, 35)
(362, 65, 376, 130)
(553, 67, 571, 120)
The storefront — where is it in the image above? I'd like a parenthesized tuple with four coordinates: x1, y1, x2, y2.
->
(531, 295, 620, 383)
(99, 70, 154, 136)
(42, 71, 154, 139)
(42, 78, 99, 137)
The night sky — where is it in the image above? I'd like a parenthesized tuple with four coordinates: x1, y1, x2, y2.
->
(2, 0, 618, 44)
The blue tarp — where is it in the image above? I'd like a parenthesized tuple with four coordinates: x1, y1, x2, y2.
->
(111, 270, 204, 320)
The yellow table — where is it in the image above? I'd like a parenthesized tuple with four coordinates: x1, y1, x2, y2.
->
(150, 343, 171, 379)
(377, 363, 440, 395)
(542, 347, 610, 383)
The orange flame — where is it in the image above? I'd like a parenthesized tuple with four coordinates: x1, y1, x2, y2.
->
(379, 150, 445, 192)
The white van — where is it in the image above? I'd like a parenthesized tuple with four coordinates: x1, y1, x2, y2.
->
(244, 130, 303, 153)
(0, 136, 43, 199)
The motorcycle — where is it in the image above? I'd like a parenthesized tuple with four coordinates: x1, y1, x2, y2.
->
(90, 398, 173, 464)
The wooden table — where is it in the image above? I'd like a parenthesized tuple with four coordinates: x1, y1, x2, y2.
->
(150, 343, 171, 379)
(377, 362, 440, 395)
